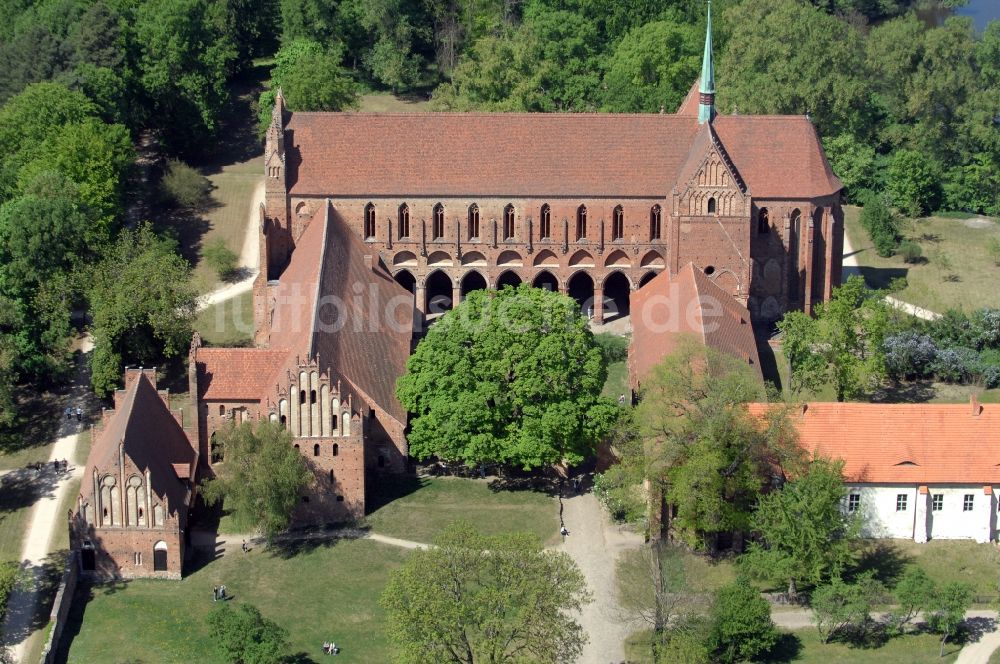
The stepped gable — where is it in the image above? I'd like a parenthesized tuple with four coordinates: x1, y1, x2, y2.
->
(748, 400, 1000, 484)
(629, 263, 762, 390)
(283, 112, 701, 197)
(80, 373, 197, 516)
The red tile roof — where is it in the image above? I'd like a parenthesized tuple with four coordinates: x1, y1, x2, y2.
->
(196, 348, 288, 401)
(629, 263, 762, 390)
(284, 110, 840, 200)
(81, 374, 198, 516)
(713, 115, 842, 198)
(748, 401, 1000, 484)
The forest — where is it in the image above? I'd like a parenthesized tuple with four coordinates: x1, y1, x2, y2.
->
(0, 0, 997, 435)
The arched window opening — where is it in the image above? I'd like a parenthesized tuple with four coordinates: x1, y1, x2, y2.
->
(576, 205, 587, 240)
(294, 443, 300, 450)
(299, 389, 306, 404)
(503, 204, 515, 240)
(398, 203, 410, 239)
(153, 541, 168, 571)
(650, 205, 662, 240)
(313, 443, 320, 456)
(103, 507, 108, 519)
(332, 414, 338, 430)
(280, 415, 287, 426)
(704, 265, 716, 276)
(540, 204, 551, 239)
(468, 204, 480, 239)
(432, 203, 445, 240)
(612, 206, 624, 241)
(707, 197, 716, 214)
(138, 508, 144, 519)
(218, 405, 225, 416)
(329, 470, 334, 484)
(310, 389, 317, 405)
(758, 207, 770, 234)
(364, 203, 376, 239)
(332, 443, 339, 456)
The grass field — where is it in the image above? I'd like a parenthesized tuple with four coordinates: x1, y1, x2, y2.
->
(59, 539, 408, 664)
(358, 93, 432, 112)
(844, 206, 1000, 313)
(624, 627, 961, 663)
(885, 539, 1000, 599)
(193, 290, 255, 347)
(365, 476, 560, 545)
(603, 360, 629, 399)
(0, 474, 34, 562)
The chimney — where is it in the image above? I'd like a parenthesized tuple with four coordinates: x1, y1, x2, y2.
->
(971, 394, 981, 416)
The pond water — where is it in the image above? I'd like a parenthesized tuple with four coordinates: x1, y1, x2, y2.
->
(917, 0, 1000, 32)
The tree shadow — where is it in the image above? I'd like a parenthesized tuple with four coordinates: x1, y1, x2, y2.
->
(855, 265, 908, 291)
(285, 653, 320, 664)
(846, 540, 911, 586)
(871, 381, 937, 403)
(195, 62, 269, 173)
(486, 466, 566, 497)
(759, 632, 803, 662)
(0, 463, 70, 515)
(953, 616, 997, 646)
(264, 525, 358, 560)
(2, 550, 69, 649)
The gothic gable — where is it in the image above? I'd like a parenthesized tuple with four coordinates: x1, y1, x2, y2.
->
(673, 127, 749, 218)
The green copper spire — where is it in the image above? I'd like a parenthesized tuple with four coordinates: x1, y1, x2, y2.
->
(698, 0, 715, 124)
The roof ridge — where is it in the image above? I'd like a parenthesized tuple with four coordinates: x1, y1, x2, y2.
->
(290, 111, 699, 120)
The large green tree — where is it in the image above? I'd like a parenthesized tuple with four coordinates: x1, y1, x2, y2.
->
(380, 522, 591, 664)
(635, 337, 801, 549)
(926, 582, 974, 658)
(741, 458, 859, 596)
(397, 285, 617, 469)
(707, 580, 778, 664)
(201, 421, 311, 538)
(87, 224, 196, 397)
(779, 275, 891, 402)
(207, 602, 290, 664)
(601, 18, 700, 113)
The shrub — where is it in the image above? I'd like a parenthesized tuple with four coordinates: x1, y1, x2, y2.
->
(979, 349, 1000, 388)
(859, 193, 900, 257)
(160, 159, 211, 208)
(594, 332, 629, 364)
(811, 573, 885, 645)
(884, 332, 937, 380)
(592, 467, 645, 524)
(988, 237, 1000, 267)
(899, 240, 923, 264)
(708, 581, 778, 663)
(930, 346, 979, 383)
(203, 238, 239, 281)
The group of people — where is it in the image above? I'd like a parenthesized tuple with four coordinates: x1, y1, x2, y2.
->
(322, 641, 340, 655)
(63, 406, 83, 422)
(212, 585, 228, 601)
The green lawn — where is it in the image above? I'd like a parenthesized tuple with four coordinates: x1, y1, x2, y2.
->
(193, 290, 255, 347)
(844, 206, 1000, 313)
(358, 93, 432, 112)
(0, 473, 33, 562)
(625, 628, 961, 663)
(603, 360, 629, 399)
(365, 476, 560, 545)
(59, 538, 408, 664)
(882, 539, 1000, 599)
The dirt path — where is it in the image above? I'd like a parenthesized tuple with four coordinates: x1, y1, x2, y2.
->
(2, 335, 94, 664)
(196, 179, 264, 311)
(842, 224, 940, 321)
(557, 492, 644, 663)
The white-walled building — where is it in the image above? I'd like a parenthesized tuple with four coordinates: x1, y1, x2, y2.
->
(754, 398, 999, 544)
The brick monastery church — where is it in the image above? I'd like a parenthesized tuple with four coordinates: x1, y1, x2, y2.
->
(69, 8, 858, 579)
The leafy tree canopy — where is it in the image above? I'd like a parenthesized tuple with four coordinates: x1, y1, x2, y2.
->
(707, 580, 778, 664)
(207, 602, 290, 664)
(380, 522, 591, 664)
(397, 285, 618, 469)
(741, 458, 859, 596)
(201, 421, 311, 538)
(87, 224, 196, 397)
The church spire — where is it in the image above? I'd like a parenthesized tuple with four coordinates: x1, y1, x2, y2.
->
(698, 0, 716, 124)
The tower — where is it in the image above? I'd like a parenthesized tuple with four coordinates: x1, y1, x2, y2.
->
(698, 1, 716, 125)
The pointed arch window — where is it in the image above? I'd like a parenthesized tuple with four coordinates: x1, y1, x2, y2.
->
(757, 207, 770, 234)
(707, 197, 717, 214)
(468, 204, 480, 240)
(313, 443, 320, 457)
(576, 205, 587, 241)
(612, 205, 624, 241)
(398, 203, 410, 239)
(364, 203, 376, 239)
(502, 204, 515, 241)
(432, 203, 444, 240)
(650, 205, 662, 240)
(540, 204, 551, 240)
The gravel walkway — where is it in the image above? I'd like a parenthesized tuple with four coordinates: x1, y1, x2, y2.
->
(196, 178, 263, 312)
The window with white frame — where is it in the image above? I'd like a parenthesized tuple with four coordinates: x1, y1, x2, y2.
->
(932, 494, 943, 511)
(847, 493, 860, 512)
(963, 494, 974, 511)
(896, 494, 908, 511)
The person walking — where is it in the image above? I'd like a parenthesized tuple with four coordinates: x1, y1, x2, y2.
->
(75, 406, 82, 422)
(213, 586, 219, 601)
